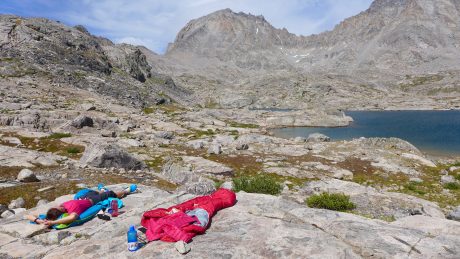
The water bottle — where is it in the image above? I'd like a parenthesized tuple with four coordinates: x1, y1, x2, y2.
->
(127, 225, 138, 252)
(110, 199, 119, 217)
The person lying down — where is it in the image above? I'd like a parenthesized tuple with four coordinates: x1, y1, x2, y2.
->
(25, 184, 137, 227)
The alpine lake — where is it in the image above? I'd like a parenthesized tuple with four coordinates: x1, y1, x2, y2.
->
(271, 110, 460, 157)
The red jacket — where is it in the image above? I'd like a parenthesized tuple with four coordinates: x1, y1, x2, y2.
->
(141, 188, 236, 243)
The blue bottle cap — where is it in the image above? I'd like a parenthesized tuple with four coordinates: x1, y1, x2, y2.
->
(129, 225, 136, 232)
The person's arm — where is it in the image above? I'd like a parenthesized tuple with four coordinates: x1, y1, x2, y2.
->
(25, 214, 46, 224)
(44, 213, 78, 226)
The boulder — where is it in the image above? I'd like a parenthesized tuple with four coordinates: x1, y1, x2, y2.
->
(307, 133, 330, 142)
(409, 177, 424, 183)
(212, 135, 235, 146)
(80, 103, 96, 111)
(441, 175, 456, 184)
(71, 115, 94, 129)
(181, 156, 234, 176)
(155, 131, 174, 139)
(447, 206, 460, 221)
(186, 139, 206, 149)
(207, 144, 222, 155)
(1, 210, 14, 218)
(2, 137, 22, 146)
(101, 130, 116, 138)
(8, 197, 25, 210)
(36, 199, 49, 207)
(235, 143, 249, 150)
(79, 144, 145, 170)
(160, 160, 196, 185)
(12, 208, 26, 214)
(449, 166, 460, 172)
(17, 168, 39, 182)
(179, 179, 216, 195)
(0, 204, 7, 215)
(293, 137, 307, 143)
(236, 134, 273, 144)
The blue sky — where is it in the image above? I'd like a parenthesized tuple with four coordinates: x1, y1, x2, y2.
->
(0, 0, 373, 54)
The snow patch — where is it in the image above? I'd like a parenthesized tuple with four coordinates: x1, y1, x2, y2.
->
(256, 27, 259, 34)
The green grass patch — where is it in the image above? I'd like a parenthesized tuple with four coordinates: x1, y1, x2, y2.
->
(232, 174, 282, 195)
(444, 182, 460, 190)
(228, 121, 259, 129)
(0, 132, 84, 159)
(214, 180, 224, 189)
(143, 107, 155, 114)
(306, 192, 356, 211)
(404, 182, 426, 195)
(455, 174, 460, 181)
(66, 147, 81, 154)
(145, 157, 164, 171)
(188, 129, 216, 139)
(47, 132, 72, 139)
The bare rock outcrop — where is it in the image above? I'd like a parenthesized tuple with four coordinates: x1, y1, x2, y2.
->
(79, 143, 145, 170)
(0, 184, 459, 258)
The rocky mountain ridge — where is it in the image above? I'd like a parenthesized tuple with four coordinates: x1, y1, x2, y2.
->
(1, 0, 459, 110)
(0, 15, 191, 108)
(154, 0, 460, 109)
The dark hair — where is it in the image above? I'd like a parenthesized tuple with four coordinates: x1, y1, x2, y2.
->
(46, 208, 64, 220)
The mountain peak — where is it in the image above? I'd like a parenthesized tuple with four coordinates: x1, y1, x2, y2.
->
(368, 0, 409, 11)
(166, 9, 289, 56)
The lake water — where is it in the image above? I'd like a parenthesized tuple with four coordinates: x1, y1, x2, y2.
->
(271, 110, 460, 156)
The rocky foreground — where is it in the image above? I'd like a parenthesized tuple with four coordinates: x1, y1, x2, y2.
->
(1, 74, 460, 258)
(1, 69, 460, 257)
(0, 184, 459, 258)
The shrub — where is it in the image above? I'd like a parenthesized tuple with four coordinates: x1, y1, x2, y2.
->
(66, 147, 81, 154)
(47, 133, 72, 139)
(306, 192, 356, 211)
(404, 182, 426, 195)
(232, 174, 282, 195)
(455, 174, 460, 181)
(444, 182, 460, 190)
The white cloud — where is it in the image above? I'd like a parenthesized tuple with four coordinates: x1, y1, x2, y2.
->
(115, 37, 148, 46)
(56, 0, 373, 54)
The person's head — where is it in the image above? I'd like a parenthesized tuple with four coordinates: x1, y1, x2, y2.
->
(46, 207, 64, 220)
